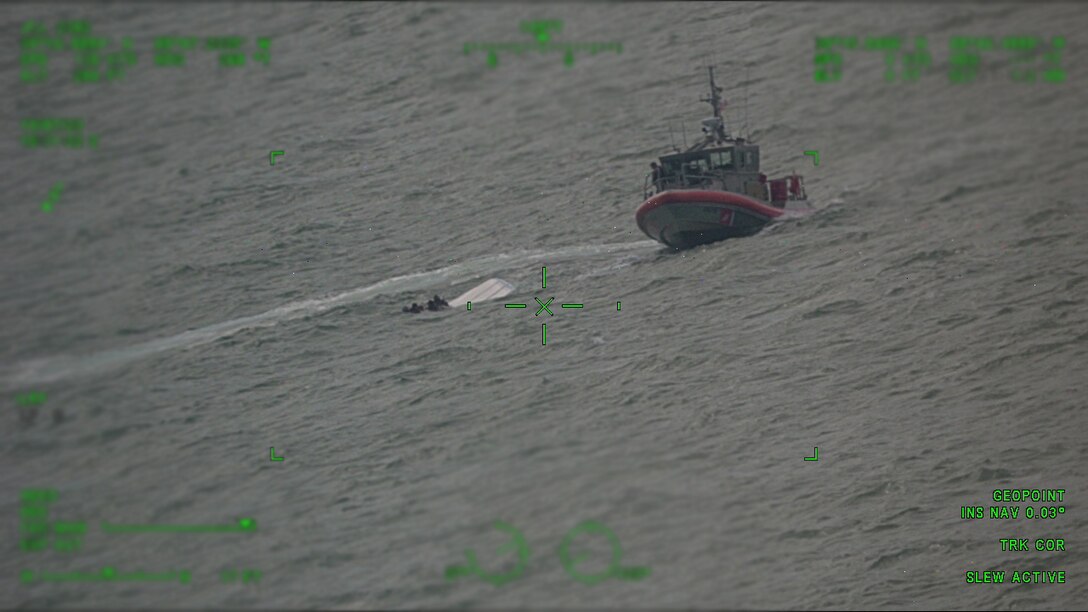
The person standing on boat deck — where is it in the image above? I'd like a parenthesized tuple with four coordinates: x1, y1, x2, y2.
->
(650, 162, 662, 191)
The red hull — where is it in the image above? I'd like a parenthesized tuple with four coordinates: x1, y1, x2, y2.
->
(635, 190, 787, 249)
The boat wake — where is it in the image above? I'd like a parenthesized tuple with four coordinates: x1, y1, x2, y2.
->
(4, 241, 658, 388)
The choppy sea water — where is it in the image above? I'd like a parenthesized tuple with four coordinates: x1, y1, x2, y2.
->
(2, 2, 1087, 610)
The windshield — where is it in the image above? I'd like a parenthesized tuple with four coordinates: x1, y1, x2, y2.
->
(661, 155, 709, 175)
(710, 149, 734, 170)
(661, 151, 732, 176)
(661, 158, 684, 176)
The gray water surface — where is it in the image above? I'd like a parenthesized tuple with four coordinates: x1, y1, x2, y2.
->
(2, 2, 1087, 610)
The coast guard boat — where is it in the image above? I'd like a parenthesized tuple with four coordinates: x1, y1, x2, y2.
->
(636, 67, 814, 249)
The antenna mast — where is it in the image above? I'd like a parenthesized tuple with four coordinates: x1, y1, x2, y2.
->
(701, 66, 722, 120)
(698, 66, 729, 142)
(744, 64, 750, 140)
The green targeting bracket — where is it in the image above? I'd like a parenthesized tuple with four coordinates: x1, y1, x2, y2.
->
(269, 150, 284, 166)
(804, 151, 819, 166)
(804, 447, 819, 461)
(502, 265, 618, 345)
(40, 182, 64, 212)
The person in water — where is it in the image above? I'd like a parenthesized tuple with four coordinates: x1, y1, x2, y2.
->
(425, 295, 450, 311)
(404, 296, 449, 313)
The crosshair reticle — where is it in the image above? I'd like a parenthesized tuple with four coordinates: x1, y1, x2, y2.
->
(502, 266, 613, 345)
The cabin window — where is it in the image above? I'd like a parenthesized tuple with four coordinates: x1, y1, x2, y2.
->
(711, 150, 734, 170)
(662, 159, 683, 176)
(682, 156, 710, 175)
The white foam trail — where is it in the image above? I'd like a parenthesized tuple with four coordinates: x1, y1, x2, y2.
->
(5, 241, 658, 387)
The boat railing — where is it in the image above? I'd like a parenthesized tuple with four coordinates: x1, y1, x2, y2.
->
(767, 174, 807, 203)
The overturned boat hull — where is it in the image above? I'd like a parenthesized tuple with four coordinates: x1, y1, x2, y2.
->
(636, 190, 801, 249)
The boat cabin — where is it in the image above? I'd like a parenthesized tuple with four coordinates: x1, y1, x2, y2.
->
(640, 66, 808, 206)
(647, 143, 766, 201)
